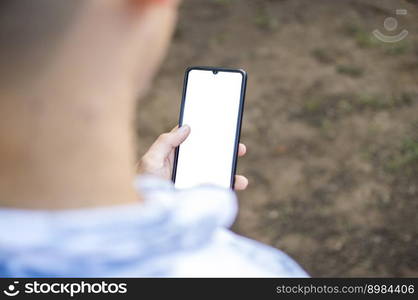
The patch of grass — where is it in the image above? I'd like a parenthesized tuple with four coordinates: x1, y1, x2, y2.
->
(254, 9, 278, 31)
(319, 119, 336, 140)
(343, 24, 380, 48)
(336, 64, 364, 78)
(311, 48, 335, 64)
(357, 32, 381, 48)
(343, 23, 412, 56)
(298, 92, 416, 127)
(304, 96, 353, 114)
(300, 93, 356, 126)
(337, 99, 353, 113)
(343, 23, 394, 49)
(304, 99, 322, 113)
(386, 138, 418, 174)
(394, 92, 416, 106)
(343, 23, 362, 36)
(384, 40, 411, 56)
(357, 92, 416, 110)
(357, 94, 387, 109)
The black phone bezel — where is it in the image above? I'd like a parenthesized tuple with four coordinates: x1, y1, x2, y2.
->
(171, 66, 248, 189)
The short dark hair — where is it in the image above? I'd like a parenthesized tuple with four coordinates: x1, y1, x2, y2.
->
(0, 0, 81, 83)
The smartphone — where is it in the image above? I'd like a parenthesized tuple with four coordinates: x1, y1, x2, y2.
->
(172, 66, 247, 189)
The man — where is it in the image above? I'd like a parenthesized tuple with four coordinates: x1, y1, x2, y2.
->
(0, 0, 307, 277)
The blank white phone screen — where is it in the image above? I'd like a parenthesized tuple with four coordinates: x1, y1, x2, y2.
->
(174, 69, 244, 189)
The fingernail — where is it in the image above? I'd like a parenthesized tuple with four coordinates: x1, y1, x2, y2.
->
(178, 124, 190, 133)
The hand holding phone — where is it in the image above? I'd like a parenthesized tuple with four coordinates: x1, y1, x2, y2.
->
(137, 124, 248, 190)
(172, 67, 247, 189)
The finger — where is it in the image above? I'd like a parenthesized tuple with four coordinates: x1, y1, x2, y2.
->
(171, 125, 190, 146)
(234, 175, 248, 191)
(238, 143, 246, 157)
(147, 125, 191, 160)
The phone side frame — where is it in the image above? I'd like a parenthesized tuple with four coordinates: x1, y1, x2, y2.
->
(171, 66, 248, 189)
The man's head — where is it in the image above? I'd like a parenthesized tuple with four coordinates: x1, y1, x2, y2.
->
(0, 0, 180, 96)
(0, 0, 182, 209)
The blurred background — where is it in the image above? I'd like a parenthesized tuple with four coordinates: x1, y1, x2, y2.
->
(136, 0, 418, 277)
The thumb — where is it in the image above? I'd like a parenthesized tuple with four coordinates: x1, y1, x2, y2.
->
(148, 125, 191, 160)
(169, 125, 191, 147)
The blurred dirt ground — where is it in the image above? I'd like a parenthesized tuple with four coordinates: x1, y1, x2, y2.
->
(136, 0, 418, 277)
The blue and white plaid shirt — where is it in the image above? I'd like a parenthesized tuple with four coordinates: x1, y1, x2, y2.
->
(0, 176, 308, 277)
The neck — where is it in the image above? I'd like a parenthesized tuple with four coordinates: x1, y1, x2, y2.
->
(0, 84, 141, 210)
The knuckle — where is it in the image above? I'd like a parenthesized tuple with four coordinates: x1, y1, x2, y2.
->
(139, 157, 151, 169)
(158, 133, 170, 142)
(140, 156, 158, 171)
